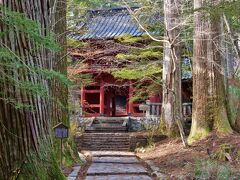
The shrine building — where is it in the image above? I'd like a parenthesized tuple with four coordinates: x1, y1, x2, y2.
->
(68, 7, 192, 119)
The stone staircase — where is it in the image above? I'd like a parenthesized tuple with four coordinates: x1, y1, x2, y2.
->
(85, 117, 128, 133)
(81, 133, 130, 151)
(81, 117, 130, 151)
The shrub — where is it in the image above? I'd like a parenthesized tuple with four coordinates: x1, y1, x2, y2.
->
(194, 159, 236, 180)
(17, 142, 65, 180)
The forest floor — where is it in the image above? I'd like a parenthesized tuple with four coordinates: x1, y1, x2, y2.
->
(137, 132, 240, 179)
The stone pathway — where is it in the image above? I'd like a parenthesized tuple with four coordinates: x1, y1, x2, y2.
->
(84, 151, 153, 180)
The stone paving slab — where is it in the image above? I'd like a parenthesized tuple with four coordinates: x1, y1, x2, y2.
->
(92, 156, 139, 164)
(67, 166, 81, 180)
(68, 177, 77, 180)
(90, 151, 135, 157)
(87, 163, 148, 175)
(85, 175, 152, 180)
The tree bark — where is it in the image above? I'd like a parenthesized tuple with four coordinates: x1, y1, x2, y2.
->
(51, 0, 68, 127)
(223, 15, 240, 132)
(189, 0, 232, 143)
(235, 102, 240, 132)
(161, 0, 183, 137)
(0, 0, 67, 179)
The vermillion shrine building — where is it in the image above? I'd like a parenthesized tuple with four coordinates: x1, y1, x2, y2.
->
(68, 8, 192, 123)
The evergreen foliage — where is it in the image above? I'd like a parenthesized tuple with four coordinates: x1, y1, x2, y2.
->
(112, 35, 162, 102)
(0, 6, 71, 109)
(0, 6, 60, 51)
(112, 64, 161, 80)
(193, 0, 240, 43)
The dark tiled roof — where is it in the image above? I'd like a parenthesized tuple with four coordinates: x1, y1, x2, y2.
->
(69, 7, 144, 40)
(69, 7, 192, 80)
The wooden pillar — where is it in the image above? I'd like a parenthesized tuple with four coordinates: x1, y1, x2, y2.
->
(81, 86, 85, 116)
(106, 91, 111, 116)
(128, 83, 134, 115)
(100, 82, 105, 115)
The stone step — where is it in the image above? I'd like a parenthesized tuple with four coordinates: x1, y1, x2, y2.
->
(93, 121, 124, 124)
(83, 139, 129, 142)
(82, 145, 130, 148)
(83, 143, 129, 146)
(83, 135, 129, 137)
(86, 126, 127, 130)
(82, 144, 130, 147)
(86, 163, 148, 175)
(85, 130, 127, 132)
(85, 175, 152, 180)
(90, 151, 135, 157)
(82, 142, 130, 145)
(86, 128, 127, 131)
(82, 140, 130, 144)
(83, 141, 129, 144)
(81, 138, 130, 151)
(91, 124, 125, 127)
(83, 139, 129, 141)
(92, 156, 139, 163)
(82, 146, 130, 150)
(82, 147, 130, 151)
(85, 129, 127, 133)
(89, 128, 127, 131)
(83, 137, 129, 140)
(82, 148, 130, 151)
(83, 138, 129, 141)
(83, 136, 129, 139)
(82, 145, 130, 147)
(83, 133, 129, 136)
(81, 130, 131, 151)
(83, 135, 129, 138)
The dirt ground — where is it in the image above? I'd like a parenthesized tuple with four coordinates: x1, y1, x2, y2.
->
(137, 132, 240, 179)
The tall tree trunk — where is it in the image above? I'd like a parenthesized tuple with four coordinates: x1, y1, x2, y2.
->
(161, 0, 183, 137)
(50, 0, 69, 162)
(189, 0, 232, 143)
(0, 0, 67, 179)
(51, 0, 68, 127)
(223, 15, 240, 132)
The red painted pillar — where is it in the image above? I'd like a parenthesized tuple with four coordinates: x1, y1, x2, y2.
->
(100, 82, 105, 115)
(128, 83, 134, 115)
(106, 93, 111, 116)
(81, 85, 85, 116)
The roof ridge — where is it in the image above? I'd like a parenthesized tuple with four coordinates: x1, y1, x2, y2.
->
(69, 7, 144, 40)
(88, 7, 139, 17)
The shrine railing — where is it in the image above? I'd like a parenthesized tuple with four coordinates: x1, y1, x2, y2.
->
(145, 101, 161, 117)
(141, 101, 192, 119)
(182, 102, 192, 120)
